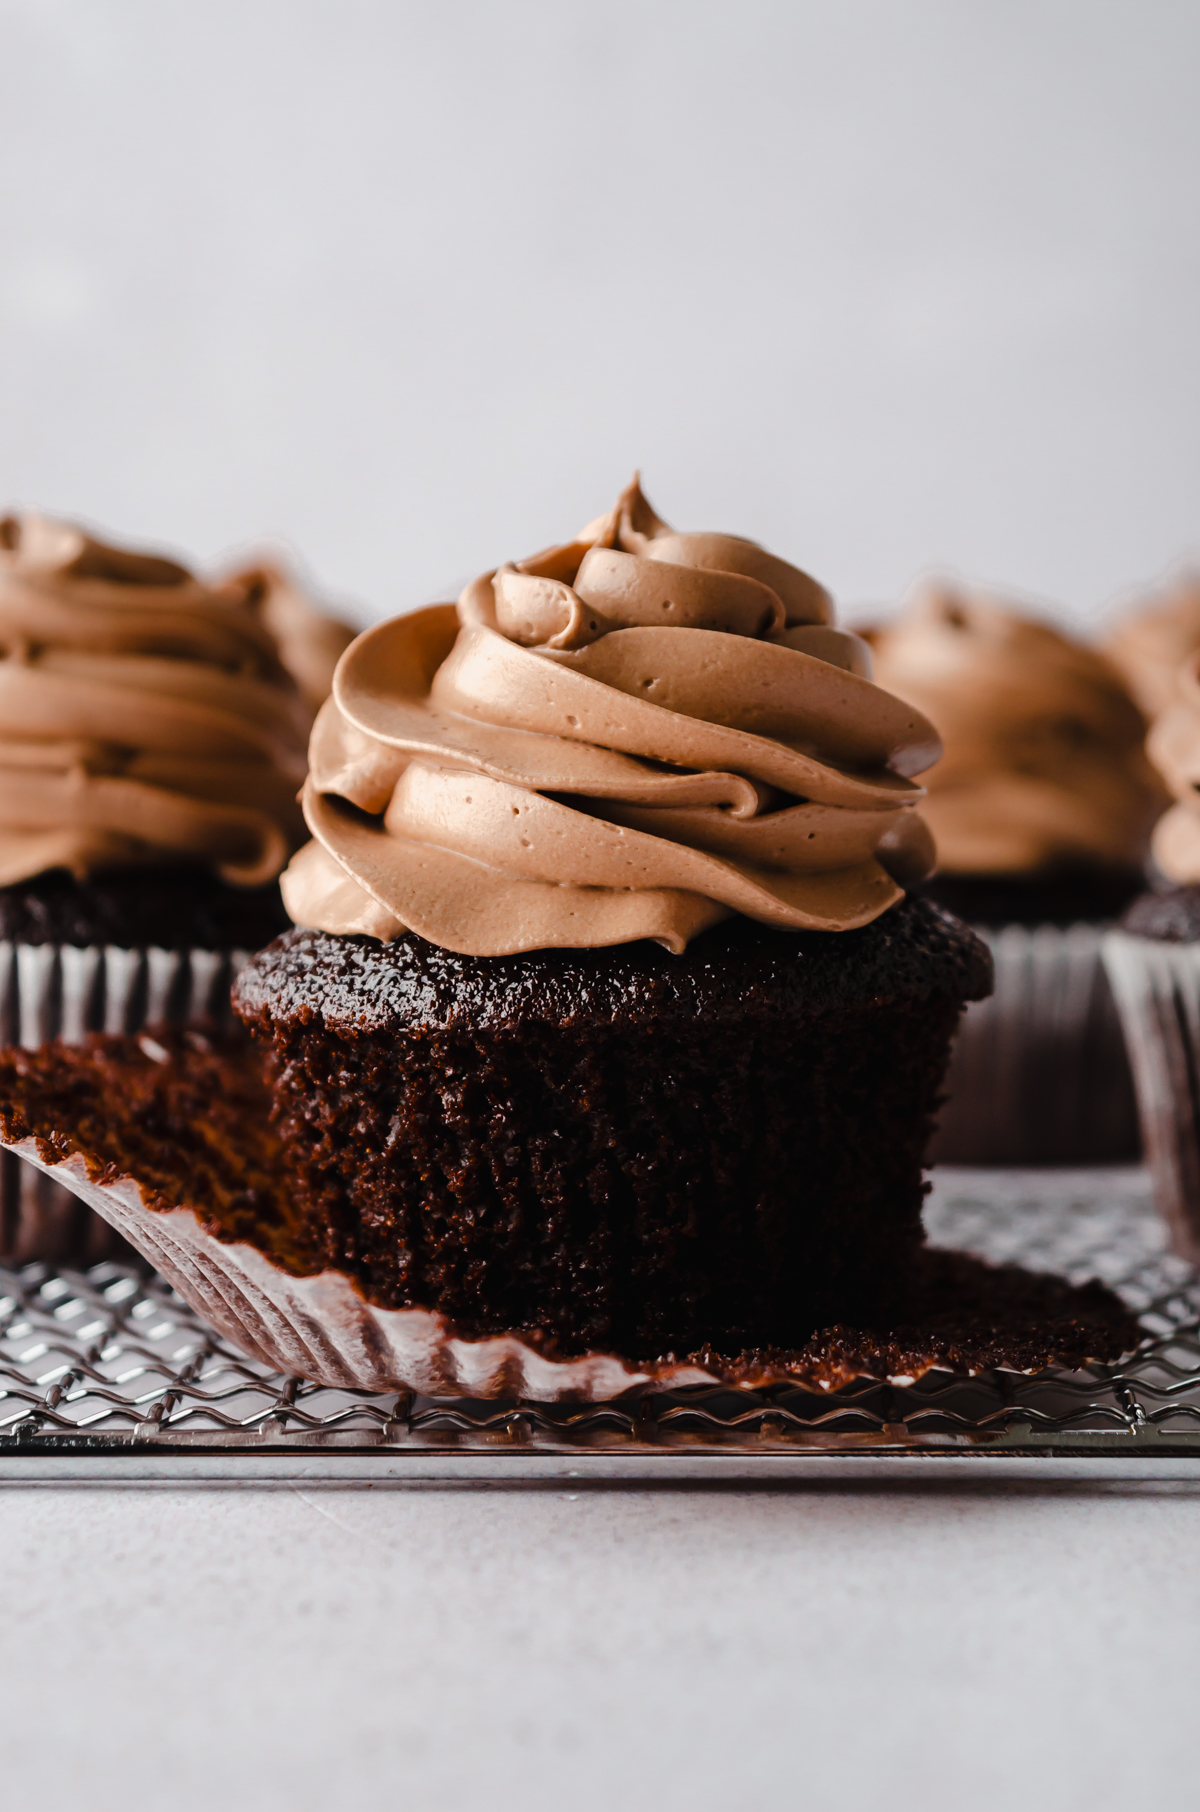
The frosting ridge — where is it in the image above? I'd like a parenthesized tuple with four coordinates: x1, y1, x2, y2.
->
(865, 586, 1166, 876)
(0, 512, 314, 888)
(285, 479, 940, 955)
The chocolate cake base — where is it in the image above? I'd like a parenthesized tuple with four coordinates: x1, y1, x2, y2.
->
(0, 864, 292, 951)
(233, 900, 993, 1357)
(0, 1031, 1139, 1384)
(920, 866, 1145, 929)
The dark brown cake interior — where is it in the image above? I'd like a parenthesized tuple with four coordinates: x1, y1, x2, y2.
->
(0, 864, 292, 950)
(232, 900, 993, 1357)
(0, 1031, 298, 1255)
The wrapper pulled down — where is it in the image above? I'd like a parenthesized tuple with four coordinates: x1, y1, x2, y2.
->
(0, 941, 248, 1265)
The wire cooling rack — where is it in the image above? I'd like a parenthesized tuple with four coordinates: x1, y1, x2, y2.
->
(1, 1167, 1198, 1482)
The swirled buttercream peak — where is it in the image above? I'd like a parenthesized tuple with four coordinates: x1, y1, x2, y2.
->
(284, 478, 941, 954)
(0, 511, 315, 888)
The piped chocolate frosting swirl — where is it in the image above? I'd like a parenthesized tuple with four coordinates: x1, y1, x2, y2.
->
(0, 512, 313, 888)
(866, 586, 1165, 879)
(284, 479, 940, 955)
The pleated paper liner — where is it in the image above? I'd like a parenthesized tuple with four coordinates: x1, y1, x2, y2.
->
(1102, 932, 1200, 1265)
(0, 942, 249, 1266)
(0, 1034, 1139, 1400)
(931, 922, 1140, 1165)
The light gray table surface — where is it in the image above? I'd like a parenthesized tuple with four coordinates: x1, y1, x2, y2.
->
(4, 1166, 1197, 1812)
(3, 1473, 1196, 1812)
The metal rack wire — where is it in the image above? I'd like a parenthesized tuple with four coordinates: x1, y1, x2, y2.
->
(1, 1167, 1197, 1480)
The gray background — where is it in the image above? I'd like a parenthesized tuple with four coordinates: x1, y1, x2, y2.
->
(2, 0, 1197, 627)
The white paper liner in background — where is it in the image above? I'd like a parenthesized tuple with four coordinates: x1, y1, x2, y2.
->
(0, 1136, 719, 1400)
(0, 943, 250, 1266)
(930, 923, 1140, 1166)
(1102, 932, 1200, 1265)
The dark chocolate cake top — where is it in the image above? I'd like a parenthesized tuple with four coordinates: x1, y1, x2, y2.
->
(1120, 882, 1200, 943)
(235, 895, 993, 1035)
(0, 864, 291, 951)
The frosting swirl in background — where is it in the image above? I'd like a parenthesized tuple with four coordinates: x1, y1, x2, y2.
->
(284, 478, 941, 956)
(228, 559, 356, 714)
(863, 586, 1167, 877)
(0, 512, 327, 888)
(1103, 572, 1200, 721)
(1145, 650, 1200, 883)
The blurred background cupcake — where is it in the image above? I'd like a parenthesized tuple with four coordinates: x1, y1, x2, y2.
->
(0, 510, 353, 1263)
(1103, 570, 1200, 721)
(1105, 648, 1200, 1261)
(862, 584, 1167, 1164)
(227, 558, 360, 716)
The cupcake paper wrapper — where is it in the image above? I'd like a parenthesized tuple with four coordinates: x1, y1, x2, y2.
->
(1102, 931, 1200, 1264)
(931, 922, 1140, 1166)
(0, 1137, 716, 1399)
(0, 941, 249, 1266)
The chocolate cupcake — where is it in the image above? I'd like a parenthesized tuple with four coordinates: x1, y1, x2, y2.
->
(864, 585, 1166, 1164)
(1104, 651, 1200, 1262)
(234, 907, 989, 1361)
(181, 475, 995, 1383)
(0, 511, 334, 1263)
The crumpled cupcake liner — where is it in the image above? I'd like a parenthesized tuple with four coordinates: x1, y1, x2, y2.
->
(1102, 931, 1200, 1264)
(0, 1134, 716, 1399)
(0, 941, 250, 1266)
(931, 922, 1140, 1165)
